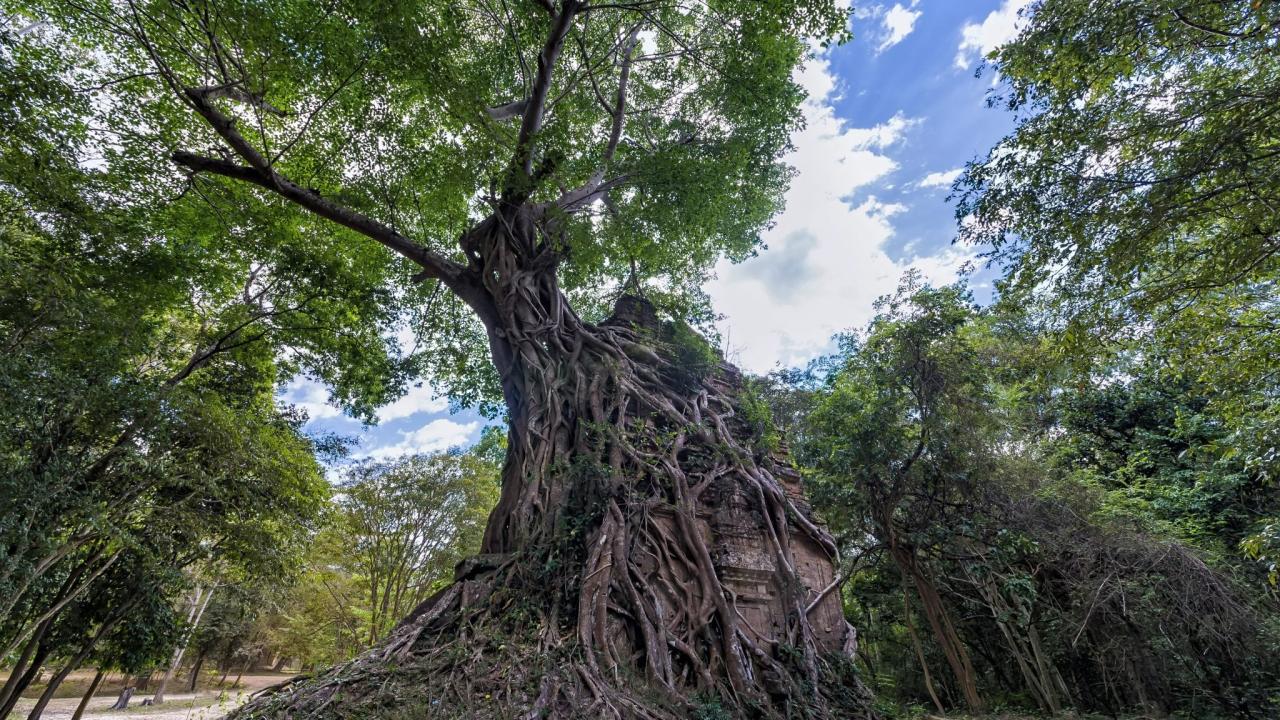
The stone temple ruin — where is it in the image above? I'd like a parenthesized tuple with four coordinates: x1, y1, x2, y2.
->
(705, 442, 851, 655)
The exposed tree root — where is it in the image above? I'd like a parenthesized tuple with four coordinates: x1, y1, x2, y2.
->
(232, 205, 876, 719)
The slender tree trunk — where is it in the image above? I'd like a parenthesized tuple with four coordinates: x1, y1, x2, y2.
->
(884, 528, 984, 712)
(26, 603, 129, 720)
(903, 590, 946, 715)
(154, 583, 214, 703)
(0, 549, 122, 662)
(968, 565, 1059, 714)
(70, 668, 106, 720)
(0, 621, 44, 710)
(189, 649, 209, 692)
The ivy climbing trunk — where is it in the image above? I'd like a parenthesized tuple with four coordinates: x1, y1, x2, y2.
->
(233, 205, 874, 719)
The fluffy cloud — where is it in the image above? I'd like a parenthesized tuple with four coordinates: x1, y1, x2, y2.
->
(918, 168, 963, 189)
(845, 111, 921, 150)
(955, 0, 1031, 69)
(365, 418, 479, 459)
(376, 383, 448, 423)
(280, 377, 341, 420)
(877, 3, 922, 52)
(707, 51, 973, 373)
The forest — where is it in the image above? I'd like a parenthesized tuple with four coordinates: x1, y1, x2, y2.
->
(1, 0, 1277, 718)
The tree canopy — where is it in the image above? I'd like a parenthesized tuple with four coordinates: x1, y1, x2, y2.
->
(6, 0, 851, 409)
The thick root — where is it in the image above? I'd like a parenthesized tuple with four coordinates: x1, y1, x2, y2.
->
(231, 563, 874, 720)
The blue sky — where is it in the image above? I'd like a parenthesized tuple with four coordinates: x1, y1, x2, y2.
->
(282, 0, 1030, 463)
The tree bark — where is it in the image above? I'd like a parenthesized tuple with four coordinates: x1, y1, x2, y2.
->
(902, 590, 946, 715)
(0, 620, 44, 711)
(70, 668, 106, 720)
(109, 687, 133, 710)
(26, 601, 130, 720)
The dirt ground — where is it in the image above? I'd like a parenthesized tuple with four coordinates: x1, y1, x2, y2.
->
(2, 670, 292, 720)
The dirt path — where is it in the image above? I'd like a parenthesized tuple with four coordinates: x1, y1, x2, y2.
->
(8, 690, 249, 720)
(3, 673, 291, 720)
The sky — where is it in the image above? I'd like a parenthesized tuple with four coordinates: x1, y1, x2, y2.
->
(282, 0, 1031, 464)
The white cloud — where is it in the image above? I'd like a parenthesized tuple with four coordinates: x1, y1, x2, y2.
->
(376, 383, 448, 423)
(918, 168, 963, 189)
(280, 377, 341, 420)
(707, 52, 973, 373)
(844, 111, 921, 150)
(877, 3, 922, 52)
(365, 418, 479, 459)
(955, 0, 1031, 69)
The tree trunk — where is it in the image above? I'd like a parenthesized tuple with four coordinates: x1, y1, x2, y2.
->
(271, 655, 288, 673)
(884, 530, 984, 713)
(70, 668, 106, 720)
(0, 638, 51, 720)
(154, 583, 215, 703)
(902, 590, 945, 714)
(27, 602, 128, 720)
(229, 207, 874, 719)
(189, 649, 208, 692)
(109, 687, 133, 710)
(967, 564, 1059, 714)
(0, 620, 45, 711)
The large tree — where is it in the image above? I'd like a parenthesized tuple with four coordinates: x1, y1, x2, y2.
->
(4, 1, 869, 717)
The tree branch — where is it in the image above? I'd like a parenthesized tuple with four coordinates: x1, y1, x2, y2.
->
(486, 98, 529, 122)
(554, 26, 639, 212)
(510, 1, 581, 186)
(190, 83, 288, 117)
(171, 152, 464, 284)
(1171, 9, 1252, 40)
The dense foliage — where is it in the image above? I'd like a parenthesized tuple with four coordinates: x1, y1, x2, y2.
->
(786, 278, 1279, 718)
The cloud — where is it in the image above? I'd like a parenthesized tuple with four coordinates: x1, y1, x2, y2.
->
(376, 383, 448, 423)
(365, 418, 479, 459)
(740, 229, 820, 304)
(845, 111, 921, 150)
(877, 3, 922, 52)
(280, 377, 341, 420)
(918, 168, 963, 189)
(955, 0, 1031, 69)
(707, 51, 973, 373)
